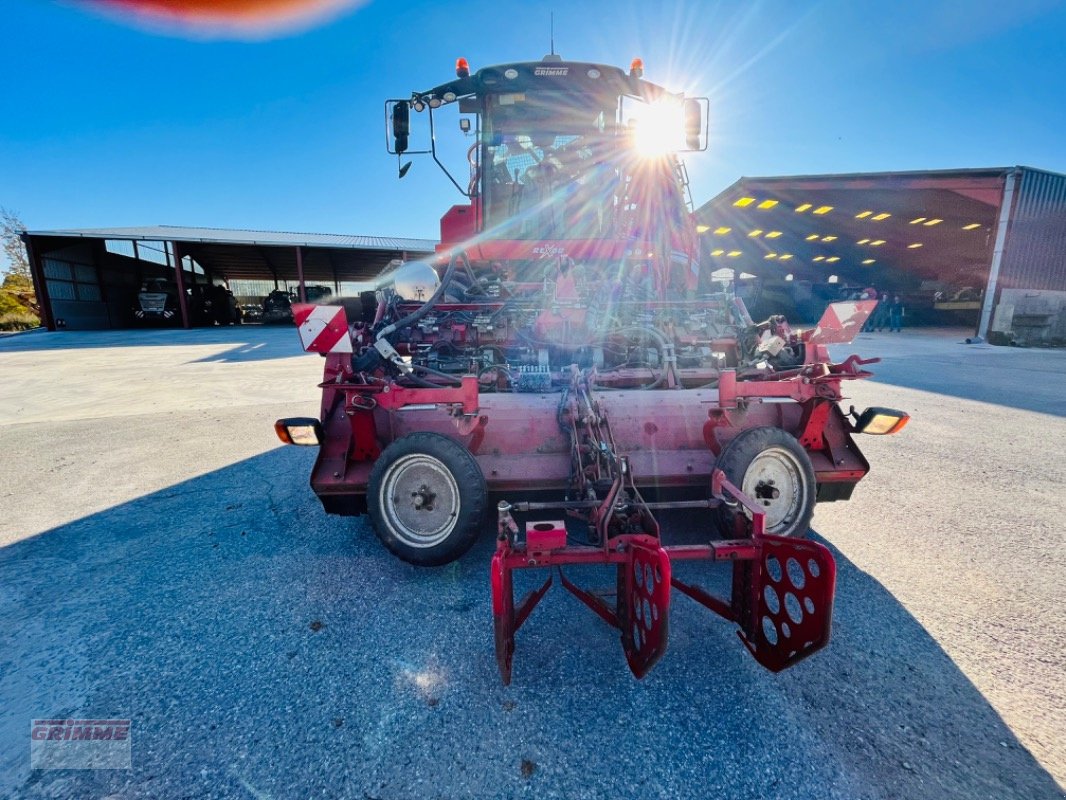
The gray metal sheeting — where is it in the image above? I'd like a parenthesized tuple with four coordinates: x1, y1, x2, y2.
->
(999, 168, 1066, 291)
(25, 225, 437, 253)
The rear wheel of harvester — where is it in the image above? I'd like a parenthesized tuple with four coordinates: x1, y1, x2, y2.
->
(367, 432, 487, 566)
(714, 427, 816, 538)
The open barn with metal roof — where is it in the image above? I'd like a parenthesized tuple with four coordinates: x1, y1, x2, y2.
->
(21, 166, 1066, 344)
(21, 225, 437, 331)
(695, 166, 1066, 343)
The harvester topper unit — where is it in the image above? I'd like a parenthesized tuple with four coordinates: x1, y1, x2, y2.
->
(275, 55, 909, 683)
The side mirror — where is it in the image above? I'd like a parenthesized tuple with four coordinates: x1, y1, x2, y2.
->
(391, 100, 410, 155)
(684, 98, 706, 151)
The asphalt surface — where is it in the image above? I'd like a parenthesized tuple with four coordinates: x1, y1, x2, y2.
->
(0, 325, 1063, 799)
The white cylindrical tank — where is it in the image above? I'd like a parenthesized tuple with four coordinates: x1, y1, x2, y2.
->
(375, 260, 441, 302)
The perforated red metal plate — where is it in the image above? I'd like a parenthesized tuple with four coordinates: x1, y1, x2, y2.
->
(741, 535, 836, 672)
(619, 543, 672, 678)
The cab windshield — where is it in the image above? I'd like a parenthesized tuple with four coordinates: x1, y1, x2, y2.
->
(482, 91, 625, 239)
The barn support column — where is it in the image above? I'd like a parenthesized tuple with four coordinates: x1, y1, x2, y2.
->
(977, 170, 1018, 340)
(295, 246, 307, 302)
(21, 234, 55, 331)
(170, 241, 191, 329)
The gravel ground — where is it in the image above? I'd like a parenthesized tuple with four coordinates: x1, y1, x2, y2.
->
(0, 325, 1063, 799)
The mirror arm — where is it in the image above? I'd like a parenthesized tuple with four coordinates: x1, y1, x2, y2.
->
(428, 107, 472, 198)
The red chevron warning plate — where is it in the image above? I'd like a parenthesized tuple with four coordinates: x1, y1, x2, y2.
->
(292, 304, 353, 354)
(806, 300, 877, 345)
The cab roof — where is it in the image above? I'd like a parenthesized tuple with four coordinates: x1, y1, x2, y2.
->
(410, 56, 676, 107)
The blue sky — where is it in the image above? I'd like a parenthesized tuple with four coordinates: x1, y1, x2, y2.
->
(2, 0, 1065, 271)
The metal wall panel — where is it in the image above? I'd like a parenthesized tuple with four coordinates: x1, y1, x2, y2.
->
(998, 168, 1066, 291)
(49, 300, 110, 329)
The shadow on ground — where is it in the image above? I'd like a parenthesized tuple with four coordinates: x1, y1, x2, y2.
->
(0, 450, 1060, 800)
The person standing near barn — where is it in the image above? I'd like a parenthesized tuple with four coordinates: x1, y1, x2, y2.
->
(872, 292, 890, 331)
(889, 294, 905, 332)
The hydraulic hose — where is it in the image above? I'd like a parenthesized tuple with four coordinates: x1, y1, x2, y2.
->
(610, 326, 676, 389)
(411, 363, 463, 386)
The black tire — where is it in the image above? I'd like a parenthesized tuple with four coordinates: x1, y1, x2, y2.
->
(367, 432, 487, 566)
(714, 427, 816, 538)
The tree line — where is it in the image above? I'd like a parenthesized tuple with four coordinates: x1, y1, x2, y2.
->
(0, 208, 40, 330)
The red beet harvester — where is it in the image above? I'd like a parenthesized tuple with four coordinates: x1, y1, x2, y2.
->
(275, 55, 909, 683)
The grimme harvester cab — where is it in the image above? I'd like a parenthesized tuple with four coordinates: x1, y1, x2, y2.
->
(275, 55, 909, 683)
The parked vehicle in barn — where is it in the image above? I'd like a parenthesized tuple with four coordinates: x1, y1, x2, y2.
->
(132, 279, 179, 325)
(274, 55, 909, 682)
(261, 286, 333, 323)
(261, 289, 295, 324)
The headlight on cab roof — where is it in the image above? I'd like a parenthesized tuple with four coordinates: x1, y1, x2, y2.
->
(274, 417, 323, 446)
(854, 407, 910, 435)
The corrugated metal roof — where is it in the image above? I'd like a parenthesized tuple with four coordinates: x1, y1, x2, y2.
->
(731, 166, 1017, 184)
(999, 167, 1066, 291)
(25, 224, 437, 252)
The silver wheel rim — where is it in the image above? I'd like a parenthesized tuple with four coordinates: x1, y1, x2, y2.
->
(741, 446, 807, 534)
(380, 453, 461, 548)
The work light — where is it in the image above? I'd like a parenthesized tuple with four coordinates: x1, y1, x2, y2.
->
(274, 418, 323, 446)
(853, 407, 910, 435)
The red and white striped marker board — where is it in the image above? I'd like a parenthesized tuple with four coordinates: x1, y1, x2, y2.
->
(292, 304, 353, 354)
(807, 300, 877, 345)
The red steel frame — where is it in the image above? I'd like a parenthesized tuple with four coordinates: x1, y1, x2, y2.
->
(293, 294, 866, 680)
(304, 300, 879, 507)
(490, 469, 837, 683)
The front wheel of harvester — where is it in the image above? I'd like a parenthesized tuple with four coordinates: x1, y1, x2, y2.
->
(714, 427, 816, 538)
(367, 432, 487, 566)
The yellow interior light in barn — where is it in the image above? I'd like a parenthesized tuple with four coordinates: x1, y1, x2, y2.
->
(727, 250, 742, 257)
(862, 258, 876, 264)
(765, 253, 778, 259)
(826, 256, 840, 263)
(870, 239, 885, 246)
(748, 229, 764, 238)
(757, 199, 779, 210)
(765, 231, 782, 238)
(822, 235, 837, 242)
(711, 248, 725, 256)
(962, 223, 982, 230)
(734, 197, 755, 207)
(855, 211, 873, 219)
(907, 242, 923, 249)
(909, 217, 926, 224)
(872, 213, 891, 221)
(813, 205, 833, 215)
(713, 226, 731, 235)
(795, 203, 812, 212)
(857, 238, 870, 245)
(805, 234, 819, 241)
(695, 224, 711, 233)
(778, 254, 793, 261)
(923, 218, 942, 226)
(813, 255, 826, 262)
